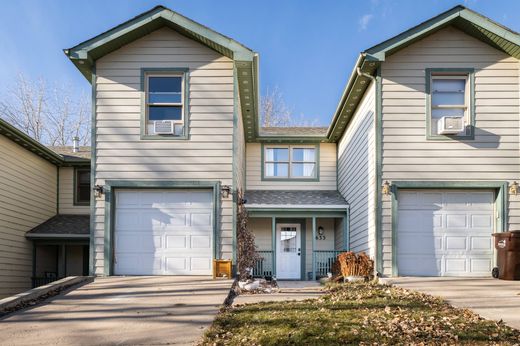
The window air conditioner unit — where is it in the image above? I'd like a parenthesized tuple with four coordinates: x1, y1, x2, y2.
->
(438, 116, 464, 135)
(154, 120, 174, 134)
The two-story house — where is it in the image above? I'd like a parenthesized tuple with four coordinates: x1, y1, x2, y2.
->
(0, 119, 90, 297)
(63, 5, 520, 281)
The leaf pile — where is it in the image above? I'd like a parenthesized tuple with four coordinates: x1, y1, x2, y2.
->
(201, 282, 520, 345)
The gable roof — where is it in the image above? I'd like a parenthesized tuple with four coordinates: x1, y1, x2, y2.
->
(64, 5, 259, 142)
(48, 146, 91, 163)
(328, 5, 520, 142)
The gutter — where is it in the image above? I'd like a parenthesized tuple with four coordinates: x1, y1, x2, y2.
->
(326, 53, 366, 138)
(26, 234, 90, 239)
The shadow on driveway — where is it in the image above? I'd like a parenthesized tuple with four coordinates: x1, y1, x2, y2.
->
(0, 276, 233, 346)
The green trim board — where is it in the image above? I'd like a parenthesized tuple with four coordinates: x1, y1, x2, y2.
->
(374, 67, 383, 274)
(425, 68, 475, 140)
(260, 143, 320, 182)
(231, 68, 239, 267)
(102, 180, 221, 275)
(140, 68, 190, 140)
(365, 5, 520, 61)
(89, 66, 97, 276)
(389, 180, 508, 277)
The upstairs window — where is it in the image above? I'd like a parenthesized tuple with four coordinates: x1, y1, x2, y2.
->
(74, 168, 90, 205)
(264, 145, 318, 180)
(427, 69, 474, 139)
(143, 70, 188, 138)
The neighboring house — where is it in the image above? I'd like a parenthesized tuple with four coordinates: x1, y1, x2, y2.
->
(0, 119, 91, 297)
(333, 5, 520, 278)
(62, 5, 520, 280)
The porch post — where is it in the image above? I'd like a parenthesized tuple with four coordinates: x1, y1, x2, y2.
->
(271, 217, 276, 278)
(312, 216, 316, 281)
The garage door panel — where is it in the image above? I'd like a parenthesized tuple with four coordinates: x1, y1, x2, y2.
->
(191, 235, 211, 249)
(470, 258, 493, 273)
(471, 236, 492, 251)
(398, 255, 442, 276)
(114, 189, 213, 275)
(397, 190, 494, 277)
(446, 214, 468, 228)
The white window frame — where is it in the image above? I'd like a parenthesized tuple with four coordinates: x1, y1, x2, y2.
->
(430, 73, 469, 136)
(145, 72, 185, 135)
(263, 145, 317, 180)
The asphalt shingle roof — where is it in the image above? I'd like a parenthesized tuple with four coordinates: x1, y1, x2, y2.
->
(245, 190, 348, 206)
(26, 215, 90, 238)
(48, 146, 91, 161)
(259, 127, 328, 137)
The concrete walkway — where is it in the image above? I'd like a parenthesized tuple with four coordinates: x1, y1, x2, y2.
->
(233, 281, 324, 306)
(0, 276, 233, 346)
(383, 277, 520, 330)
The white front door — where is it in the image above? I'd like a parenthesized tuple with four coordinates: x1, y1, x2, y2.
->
(276, 223, 301, 279)
(114, 189, 213, 275)
(397, 190, 495, 277)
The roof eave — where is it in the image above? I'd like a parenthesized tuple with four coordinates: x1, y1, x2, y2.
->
(0, 119, 64, 165)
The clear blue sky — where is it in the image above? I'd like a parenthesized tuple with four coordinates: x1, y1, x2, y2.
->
(1, 0, 518, 125)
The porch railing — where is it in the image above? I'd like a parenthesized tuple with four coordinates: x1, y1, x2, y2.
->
(313, 250, 343, 278)
(253, 250, 274, 278)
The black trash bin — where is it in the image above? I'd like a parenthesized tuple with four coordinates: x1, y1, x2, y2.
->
(492, 231, 520, 280)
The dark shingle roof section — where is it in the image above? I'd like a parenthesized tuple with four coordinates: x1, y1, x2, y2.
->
(260, 127, 328, 137)
(48, 146, 91, 161)
(245, 190, 348, 206)
(26, 215, 90, 238)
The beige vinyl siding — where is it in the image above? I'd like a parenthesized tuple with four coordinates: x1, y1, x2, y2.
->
(0, 135, 57, 297)
(94, 27, 235, 275)
(380, 26, 520, 275)
(245, 143, 337, 190)
(337, 82, 376, 258)
(58, 167, 89, 215)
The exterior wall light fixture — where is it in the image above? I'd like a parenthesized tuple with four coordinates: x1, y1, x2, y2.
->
(382, 181, 391, 196)
(221, 185, 231, 198)
(93, 185, 104, 198)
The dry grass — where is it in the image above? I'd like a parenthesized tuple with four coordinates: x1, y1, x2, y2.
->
(201, 282, 520, 345)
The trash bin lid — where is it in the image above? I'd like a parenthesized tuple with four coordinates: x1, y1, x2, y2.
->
(510, 230, 520, 237)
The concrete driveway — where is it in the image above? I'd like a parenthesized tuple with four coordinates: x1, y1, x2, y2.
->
(384, 277, 520, 330)
(0, 276, 233, 346)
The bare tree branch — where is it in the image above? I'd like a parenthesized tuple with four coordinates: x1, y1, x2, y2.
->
(0, 74, 91, 146)
(260, 86, 320, 127)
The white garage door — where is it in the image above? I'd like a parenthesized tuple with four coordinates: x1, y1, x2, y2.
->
(114, 189, 213, 275)
(397, 190, 494, 277)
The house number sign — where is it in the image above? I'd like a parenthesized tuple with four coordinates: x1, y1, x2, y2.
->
(316, 227, 326, 240)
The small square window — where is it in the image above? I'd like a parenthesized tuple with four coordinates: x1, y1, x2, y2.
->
(75, 168, 90, 205)
(144, 73, 186, 137)
(264, 145, 318, 180)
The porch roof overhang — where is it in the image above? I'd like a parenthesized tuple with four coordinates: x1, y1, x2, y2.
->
(26, 215, 90, 240)
(245, 190, 349, 217)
